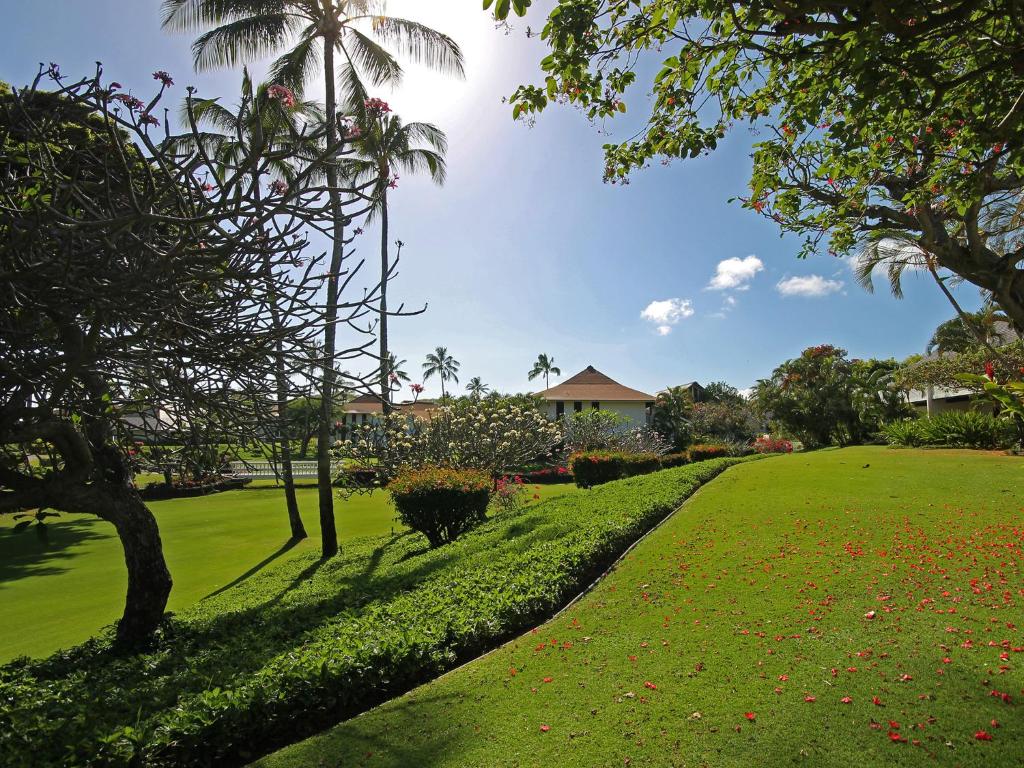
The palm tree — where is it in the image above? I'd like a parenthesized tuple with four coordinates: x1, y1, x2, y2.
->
(165, 67, 323, 185)
(527, 353, 562, 390)
(162, 0, 464, 558)
(166, 71, 316, 540)
(346, 112, 447, 414)
(422, 346, 460, 398)
(385, 352, 409, 394)
(465, 377, 489, 398)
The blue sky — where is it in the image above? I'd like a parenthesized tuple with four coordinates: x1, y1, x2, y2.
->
(2, 1, 983, 397)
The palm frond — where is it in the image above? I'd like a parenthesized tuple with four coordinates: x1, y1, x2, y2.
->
(341, 27, 404, 90)
(191, 13, 300, 71)
(160, 0, 286, 32)
(353, 16, 465, 78)
(268, 29, 322, 91)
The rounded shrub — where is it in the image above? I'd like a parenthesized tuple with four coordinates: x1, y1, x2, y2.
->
(688, 443, 730, 462)
(389, 466, 491, 547)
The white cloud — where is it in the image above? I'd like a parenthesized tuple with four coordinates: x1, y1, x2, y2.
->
(707, 255, 764, 291)
(641, 298, 694, 335)
(724, 295, 737, 307)
(776, 274, 844, 297)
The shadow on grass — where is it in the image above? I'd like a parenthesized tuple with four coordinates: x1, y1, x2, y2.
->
(262, 692, 463, 768)
(0, 517, 109, 587)
(203, 538, 303, 600)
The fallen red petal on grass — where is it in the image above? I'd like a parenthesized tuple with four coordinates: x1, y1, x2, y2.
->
(539, 724, 550, 732)
(744, 712, 756, 721)
(542, 677, 553, 683)
(975, 730, 992, 741)
(840, 696, 853, 704)
(888, 731, 906, 743)
(865, 611, 876, 619)
(644, 681, 657, 690)
(872, 696, 883, 706)
(804, 695, 816, 702)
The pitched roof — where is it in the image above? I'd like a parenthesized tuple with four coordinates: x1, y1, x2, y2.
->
(536, 365, 655, 402)
(342, 395, 438, 416)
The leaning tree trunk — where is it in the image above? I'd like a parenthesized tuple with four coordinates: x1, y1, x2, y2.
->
(105, 487, 173, 648)
(317, 38, 343, 558)
(378, 189, 392, 415)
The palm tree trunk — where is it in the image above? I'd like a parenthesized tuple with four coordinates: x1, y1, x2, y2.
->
(379, 188, 392, 415)
(317, 38, 342, 558)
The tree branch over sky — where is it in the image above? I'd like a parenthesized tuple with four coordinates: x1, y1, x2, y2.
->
(489, 0, 1024, 332)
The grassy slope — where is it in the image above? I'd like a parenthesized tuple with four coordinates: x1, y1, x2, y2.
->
(258, 447, 1024, 768)
(0, 484, 575, 661)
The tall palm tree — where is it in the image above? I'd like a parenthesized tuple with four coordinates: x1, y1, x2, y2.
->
(422, 346, 460, 398)
(162, 0, 464, 558)
(346, 111, 447, 414)
(465, 376, 489, 398)
(166, 70, 317, 540)
(527, 353, 562, 390)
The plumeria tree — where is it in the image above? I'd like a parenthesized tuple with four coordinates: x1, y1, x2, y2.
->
(336, 398, 562, 486)
(163, 0, 465, 557)
(0, 66, 364, 644)
(490, 0, 1024, 332)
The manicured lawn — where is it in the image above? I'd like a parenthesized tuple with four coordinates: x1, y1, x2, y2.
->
(0, 483, 576, 661)
(257, 447, 1024, 768)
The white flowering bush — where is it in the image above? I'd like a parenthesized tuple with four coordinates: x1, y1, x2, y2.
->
(561, 410, 671, 457)
(334, 400, 562, 489)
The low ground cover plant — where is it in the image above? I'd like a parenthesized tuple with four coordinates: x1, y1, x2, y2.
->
(881, 411, 1013, 449)
(389, 466, 491, 547)
(0, 458, 750, 767)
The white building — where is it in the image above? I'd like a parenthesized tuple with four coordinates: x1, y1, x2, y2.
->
(535, 365, 656, 426)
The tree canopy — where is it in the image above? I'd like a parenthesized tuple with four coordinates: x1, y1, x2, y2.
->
(490, 1, 1024, 331)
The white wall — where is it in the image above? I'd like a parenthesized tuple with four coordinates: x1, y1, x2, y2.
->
(544, 401, 650, 427)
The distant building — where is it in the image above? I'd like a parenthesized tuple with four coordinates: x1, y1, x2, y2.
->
(905, 320, 1020, 416)
(338, 394, 439, 429)
(535, 365, 656, 427)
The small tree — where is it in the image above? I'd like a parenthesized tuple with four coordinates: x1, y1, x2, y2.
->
(652, 386, 694, 451)
(422, 346, 461, 398)
(0, 67, 361, 645)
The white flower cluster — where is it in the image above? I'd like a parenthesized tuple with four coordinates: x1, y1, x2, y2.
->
(332, 400, 562, 488)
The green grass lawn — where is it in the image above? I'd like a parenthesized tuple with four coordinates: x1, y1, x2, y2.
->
(0, 483, 576, 662)
(257, 447, 1024, 768)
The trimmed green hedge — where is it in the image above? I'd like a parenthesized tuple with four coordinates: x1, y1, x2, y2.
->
(0, 458, 754, 767)
(659, 452, 690, 468)
(568, 450, 662, 488)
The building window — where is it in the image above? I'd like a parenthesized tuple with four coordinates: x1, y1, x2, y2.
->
(591, 401, 600, 410)
(361, 413, 368, 424)
(555, 401, 565, 417)
(573, 401, 583, 413)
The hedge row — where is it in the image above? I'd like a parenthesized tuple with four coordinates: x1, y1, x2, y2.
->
(568, 443, 734, 488)
(0, 457, 753, 767)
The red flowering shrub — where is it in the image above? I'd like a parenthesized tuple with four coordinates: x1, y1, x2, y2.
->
(389, 466, 491, 547)
(659, 452, 690, 468)
(569, 450, 661, 488)
(687, 443, 730, 462)
(752, 435, 794, 454)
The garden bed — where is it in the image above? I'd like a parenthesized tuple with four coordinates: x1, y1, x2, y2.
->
(0, 458, 751, 767)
